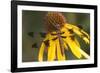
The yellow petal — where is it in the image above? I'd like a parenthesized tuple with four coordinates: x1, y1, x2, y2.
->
(79, 48, 90, 59)
(73, 29, 82, 35)
(64, 23, 90, 44)
(38, 42, 45, 61)
(56, 39, 66, 61)
(64, 23, 79, 30)
(74, 38, 90, 58)
(81, 30, 90, 39)
(74, 38, 80, 47)
(61, 27, 73, 36)
(44, 33, 50, 41)
(48, 32, 57, 40)
(63, 42, 68, 50)
(83, 37, 90, 44)
(47, 40, 56, 61)
(64, 37, 82, 59)
(64, 23, 73, 29)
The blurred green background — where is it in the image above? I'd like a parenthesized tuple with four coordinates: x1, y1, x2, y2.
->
(22, 10, 90, 62)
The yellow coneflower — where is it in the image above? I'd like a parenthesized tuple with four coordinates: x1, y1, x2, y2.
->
(38, 12, 90, 61)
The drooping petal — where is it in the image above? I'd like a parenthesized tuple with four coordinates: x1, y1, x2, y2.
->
(63, 42, 68, 50)
(79, 48, 90, 59)
(61, 27, 72, 51)
(64, 23, 90, 44)
(83, 37, 89, 44)
(81, 30, 90, 39)
(38, 33, 50, 61)
(63, 36, 82, 59)
(47, 40, 56, 61)
(74, 38, 80, 47)
(74, 38, 90, 58)
(38, 42, 45, 61)
(56, 39, 66, 60)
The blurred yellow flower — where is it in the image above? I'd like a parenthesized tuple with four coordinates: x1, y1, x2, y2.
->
(38, 12, 90, 61)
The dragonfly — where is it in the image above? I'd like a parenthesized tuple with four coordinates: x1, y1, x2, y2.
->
(28, 12, 90, 61)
